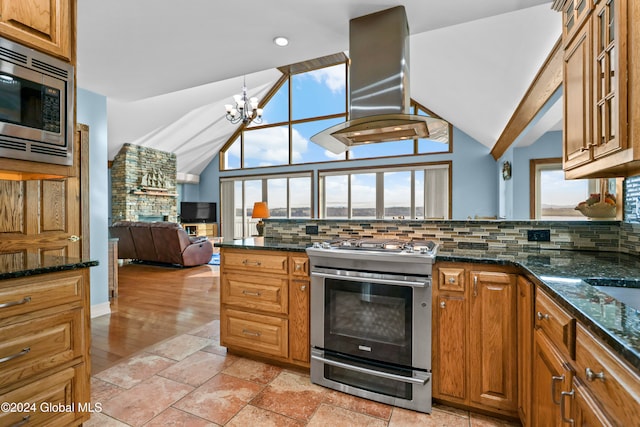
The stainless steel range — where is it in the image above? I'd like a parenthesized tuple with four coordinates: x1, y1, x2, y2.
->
(306, 238, 437, 413)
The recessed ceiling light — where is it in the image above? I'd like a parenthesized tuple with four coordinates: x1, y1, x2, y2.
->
(273, 36, 289, 47)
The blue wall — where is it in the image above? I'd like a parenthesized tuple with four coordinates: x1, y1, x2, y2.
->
(505, 131, 563, 219)
(77, 88, 110, 308)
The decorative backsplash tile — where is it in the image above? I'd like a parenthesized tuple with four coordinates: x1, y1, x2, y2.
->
(265, 219, 623, 253)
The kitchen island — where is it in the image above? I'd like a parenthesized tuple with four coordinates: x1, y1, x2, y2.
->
(217, 239, 640, 424)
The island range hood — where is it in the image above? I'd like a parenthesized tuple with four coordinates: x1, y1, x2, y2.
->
(311, 6, 448, 154)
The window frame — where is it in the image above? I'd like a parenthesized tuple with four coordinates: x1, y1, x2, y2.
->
(318, 161, 451, 220)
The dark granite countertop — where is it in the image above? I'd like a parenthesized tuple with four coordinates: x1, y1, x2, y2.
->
(437, 247, 640, 374)
(0, 253, 98, 281)
(216, 237, 310, 252)
(217, 240, 640, 373)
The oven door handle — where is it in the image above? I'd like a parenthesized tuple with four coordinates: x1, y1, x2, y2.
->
(310, 271, 429, 288)
(311, 354, 429, 385)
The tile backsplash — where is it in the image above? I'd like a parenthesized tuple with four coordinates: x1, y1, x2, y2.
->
(266, 219, 625, 253)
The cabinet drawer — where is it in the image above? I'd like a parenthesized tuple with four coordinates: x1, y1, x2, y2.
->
(0, 272, 83, 323)
(222, 251, 288, 274)
(438, 267, 465, 292)
(290, 256, 309, 277)
(535, 288, 575, 359)
(0, 309, 83, 387)
(574, 324, 640, 426)
(222, 273, 288, 314)
(222, 308, 288, 358)
(0, 364, 87, 427)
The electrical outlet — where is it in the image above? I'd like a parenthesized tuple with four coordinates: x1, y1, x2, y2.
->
(527, 229, 550, 242)
(305, 225, 319, 235)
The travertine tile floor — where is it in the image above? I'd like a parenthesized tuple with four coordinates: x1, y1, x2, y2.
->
(86, 320, 521, 426)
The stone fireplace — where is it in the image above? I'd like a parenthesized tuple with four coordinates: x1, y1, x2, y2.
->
(111, 144, 178, 223)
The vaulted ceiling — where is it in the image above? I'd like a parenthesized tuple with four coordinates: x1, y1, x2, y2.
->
(77, 0, 561, 177)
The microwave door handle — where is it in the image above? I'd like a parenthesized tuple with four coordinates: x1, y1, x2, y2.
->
(311, 354, 429, 385)
(310, 271, 428, 288)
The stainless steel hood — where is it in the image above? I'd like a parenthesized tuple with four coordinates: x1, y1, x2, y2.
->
(311, 6, 448, 154)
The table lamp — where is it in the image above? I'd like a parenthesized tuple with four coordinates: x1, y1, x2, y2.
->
(251, 202, 270, 236)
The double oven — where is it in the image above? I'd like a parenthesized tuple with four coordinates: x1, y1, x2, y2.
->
(306, 239, 436, 413)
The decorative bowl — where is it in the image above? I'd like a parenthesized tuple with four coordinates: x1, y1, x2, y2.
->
(575, 202, 616, 219)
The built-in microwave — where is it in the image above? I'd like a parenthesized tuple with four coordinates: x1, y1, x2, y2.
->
(0, 36, 74, 166)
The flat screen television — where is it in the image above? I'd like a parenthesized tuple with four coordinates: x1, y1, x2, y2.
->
(180, 202, 216, 223)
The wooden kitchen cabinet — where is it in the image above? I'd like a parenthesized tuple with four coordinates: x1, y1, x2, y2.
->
(468, 270, 517, 413)
(570, 377, 615, 426)
(0, 0, 74, 61)
(569, 323, 640, 426)
(532, 328, 574, 426)
(220, 248, 310, 368)
(532, 286, 576, 426)
(561, 0, 640, 178)
(516, 276, 534, 427)
(432, 262, 518, 418)
(433, 265, 467, 403)
(0, 268, 91, 427)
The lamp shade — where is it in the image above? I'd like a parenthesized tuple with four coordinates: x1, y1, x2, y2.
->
(252, 202, 270, 219)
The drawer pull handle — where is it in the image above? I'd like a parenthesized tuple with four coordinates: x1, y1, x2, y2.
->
(560, 390, 575, 424)
(537, 311, 550, 321)
(473, 275, 478, 297)
(242, 329, 261, 337)
(11, 415, 30, 427)
(242, 259, 262, 266)
(585, 367, 605, 382)
(551, 375, 564, 405)
(242, 290, 261, 297)
(0, 296, 32, 309)
(0, 347, 31, 364)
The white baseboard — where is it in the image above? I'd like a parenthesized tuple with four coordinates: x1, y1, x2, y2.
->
(91, 302, 111, 318)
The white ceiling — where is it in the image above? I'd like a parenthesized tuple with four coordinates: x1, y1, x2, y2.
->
(77, 0, 561, 176)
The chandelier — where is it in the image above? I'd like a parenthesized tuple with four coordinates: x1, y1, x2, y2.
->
(224, 77, 263, 125)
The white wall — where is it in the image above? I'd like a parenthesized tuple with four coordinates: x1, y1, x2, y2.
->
(77, 88, 110, 314)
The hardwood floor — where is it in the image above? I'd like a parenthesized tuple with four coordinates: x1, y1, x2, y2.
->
(90, 262, 220, 374)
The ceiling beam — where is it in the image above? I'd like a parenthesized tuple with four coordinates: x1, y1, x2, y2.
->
(491, 37, 563, 160)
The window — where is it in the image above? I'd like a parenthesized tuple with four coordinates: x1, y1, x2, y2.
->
(220, 173, 313, 238)
(530, 159, 615, 220)
(319, 163, 450, 220)
(220, 56, 452, 171)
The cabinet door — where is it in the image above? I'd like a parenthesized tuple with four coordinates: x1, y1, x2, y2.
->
(533, 329, 573, 427)
(571, 377, 615, 427)
(592, 0, 626, 159)
(434, 294, 467, 402)
(0, 0, 72, 60)
(0, 125, 86, 258)
(289, 279, 309, 364)
(469, 271, 517, 412)
(517, 276, 534, 426)
(564, 19, 593, 170)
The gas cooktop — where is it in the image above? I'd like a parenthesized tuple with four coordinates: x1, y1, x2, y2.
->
(311, 238, 437, 255)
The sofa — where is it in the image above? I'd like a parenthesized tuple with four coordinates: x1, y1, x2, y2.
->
(109, 221, 213, 267)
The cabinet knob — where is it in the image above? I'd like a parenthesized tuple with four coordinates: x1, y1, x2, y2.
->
(440, 301, 446, 309)
(448, 277, 456, 284)
(585, 367, 605, 382)
(68, 235, 80, 242)
(536, 311, 550, 321)
(300, 285, 306, 291)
